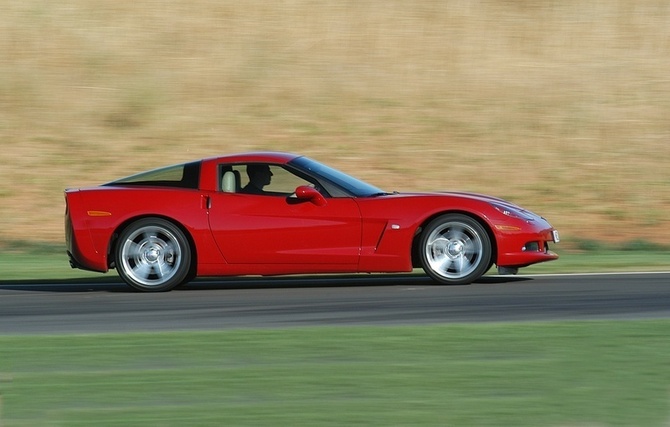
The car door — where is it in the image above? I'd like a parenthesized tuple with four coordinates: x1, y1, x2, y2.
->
(207, 163, 362, 266)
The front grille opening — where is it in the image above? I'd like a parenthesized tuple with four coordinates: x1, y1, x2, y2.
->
(523, 241, 540, 252)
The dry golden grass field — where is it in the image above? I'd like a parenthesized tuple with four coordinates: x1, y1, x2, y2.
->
(1, 0, 669, 248)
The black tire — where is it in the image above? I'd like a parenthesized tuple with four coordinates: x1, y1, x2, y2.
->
(419, 214, 492, 285)
(115, 218, 191, 292)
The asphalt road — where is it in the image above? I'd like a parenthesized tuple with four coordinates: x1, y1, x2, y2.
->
(0, 272, 669, 334)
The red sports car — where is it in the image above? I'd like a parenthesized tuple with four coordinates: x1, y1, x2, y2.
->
(65, 152, 559, 292)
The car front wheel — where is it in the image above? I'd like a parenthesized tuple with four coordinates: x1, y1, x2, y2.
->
(420, 214, 492, 285)
(115, 218, 191, 292)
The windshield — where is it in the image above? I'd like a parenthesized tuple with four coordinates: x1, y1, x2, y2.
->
(289, 156, 384, 197)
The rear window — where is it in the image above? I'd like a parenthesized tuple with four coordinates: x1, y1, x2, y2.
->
(105, 161, 201, 189)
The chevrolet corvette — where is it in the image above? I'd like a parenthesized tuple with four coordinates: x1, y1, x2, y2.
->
(65, 152, 559, 292)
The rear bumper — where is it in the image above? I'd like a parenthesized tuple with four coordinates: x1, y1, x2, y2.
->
(64, 193, 109, 273)
(66, 250, 105, 272)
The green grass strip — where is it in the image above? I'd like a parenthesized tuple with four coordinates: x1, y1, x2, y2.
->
(1, 321, 669, 426)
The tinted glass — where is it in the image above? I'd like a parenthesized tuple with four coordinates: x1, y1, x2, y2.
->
(106, 161, 200, 189)
(289, 156, 384, 197)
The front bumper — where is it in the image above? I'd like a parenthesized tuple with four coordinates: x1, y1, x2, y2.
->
(495, 222, 559, 268)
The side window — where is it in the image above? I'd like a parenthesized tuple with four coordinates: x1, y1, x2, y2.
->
(223, 164, 315, 196)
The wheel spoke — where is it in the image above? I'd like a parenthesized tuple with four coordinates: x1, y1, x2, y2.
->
(463, 244, 479, 259)
(454, 254, 473, 273)
(434, 256, 453, 273)
(448, 227, 466, 242)
(156, 259, 175, 278)
(132, 262, 153, 280)
(154, 262, 166, 278)
(125, 241, 143, 259)
(141, 230, 154, 243)
(429, 237, 448, 253)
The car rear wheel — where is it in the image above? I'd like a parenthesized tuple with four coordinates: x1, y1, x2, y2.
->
(420, 214, 491, 285)
(116, 218, 191, 292)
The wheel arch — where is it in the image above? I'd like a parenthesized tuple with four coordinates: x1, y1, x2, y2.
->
(107, 214, 198, 275)
(411, 210, 498, 269)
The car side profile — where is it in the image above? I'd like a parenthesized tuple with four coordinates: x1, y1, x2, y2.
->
(65, 152, 559, 292)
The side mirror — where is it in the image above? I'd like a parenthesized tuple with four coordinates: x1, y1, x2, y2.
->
(294, 185, 327, 206)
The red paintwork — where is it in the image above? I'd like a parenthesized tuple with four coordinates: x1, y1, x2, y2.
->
(65, 152, 558, 278)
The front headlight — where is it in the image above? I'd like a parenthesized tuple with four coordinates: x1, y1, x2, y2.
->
(491, 203, 535, 222)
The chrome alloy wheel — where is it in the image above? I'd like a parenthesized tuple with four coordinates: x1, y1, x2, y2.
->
(420, 214, 491, 284)
(116, 218, 191, 291)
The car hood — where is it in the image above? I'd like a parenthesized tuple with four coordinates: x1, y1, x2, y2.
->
(383, 191, 544, 220)
(394, 191, 511, 205)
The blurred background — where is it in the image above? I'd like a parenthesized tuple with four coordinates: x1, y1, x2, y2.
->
(1, 0, 669, 247)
